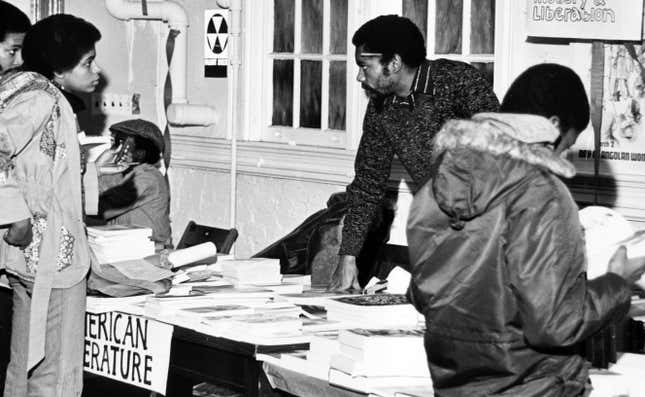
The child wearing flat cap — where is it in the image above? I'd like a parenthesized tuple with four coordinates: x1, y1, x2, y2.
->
(90, 119, 171, 249)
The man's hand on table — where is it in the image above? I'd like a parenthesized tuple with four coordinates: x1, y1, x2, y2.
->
(328, 255, 361, 292)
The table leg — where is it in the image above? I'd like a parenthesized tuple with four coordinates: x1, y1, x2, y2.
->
(166, 370, 194, 397)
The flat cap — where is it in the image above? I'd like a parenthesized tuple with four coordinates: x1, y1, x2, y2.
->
(109, 119, 164, 153)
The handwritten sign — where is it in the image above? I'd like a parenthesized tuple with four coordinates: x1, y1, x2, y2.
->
(526, 0, 644, 41)
(84, 312, 173, 394)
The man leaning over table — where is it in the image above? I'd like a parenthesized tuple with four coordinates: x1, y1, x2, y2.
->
(329, 14, 500, 291)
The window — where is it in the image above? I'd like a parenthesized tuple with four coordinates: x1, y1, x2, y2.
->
(403, 0, 496, 85)
(244, 1, 503, 155)
(262, 0, 352, 148)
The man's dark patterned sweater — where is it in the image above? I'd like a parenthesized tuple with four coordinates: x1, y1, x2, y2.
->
(340, 58, 500, 256)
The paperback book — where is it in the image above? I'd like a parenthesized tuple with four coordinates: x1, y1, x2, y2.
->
(579, 206, 645, 289)
(325, 294, 421, 328)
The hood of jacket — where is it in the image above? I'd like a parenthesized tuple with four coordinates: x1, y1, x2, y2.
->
(431, 113, 576, 228)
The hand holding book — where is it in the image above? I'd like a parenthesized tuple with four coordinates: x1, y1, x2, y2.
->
(607, 245, 645, 285)
(580, 206, 645, 288)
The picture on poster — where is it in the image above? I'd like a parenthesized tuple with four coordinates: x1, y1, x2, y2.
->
(600, 44, 645, 152)
(570, 42, 645, 179)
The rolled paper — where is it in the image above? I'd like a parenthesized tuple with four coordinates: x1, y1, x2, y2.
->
(168, 242, 217, 268)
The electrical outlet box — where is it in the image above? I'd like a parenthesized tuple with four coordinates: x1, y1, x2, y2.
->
(91, 92, 141, 116)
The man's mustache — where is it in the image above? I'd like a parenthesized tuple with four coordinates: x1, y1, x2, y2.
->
(362, 84, 383, 98)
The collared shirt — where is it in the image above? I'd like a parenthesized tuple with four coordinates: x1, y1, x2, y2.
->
(390, 61, 433, 109)
(340, 58, 500, 257)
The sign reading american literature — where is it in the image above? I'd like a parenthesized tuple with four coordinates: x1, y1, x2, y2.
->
(526, 0, 644, 41)
(83, 312, 173, 394)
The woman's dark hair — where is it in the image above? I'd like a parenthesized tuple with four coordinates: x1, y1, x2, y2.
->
(352, 15, 426, 68)
(0, 1, 31, 42)
(500, 63, 590, 133)
(21, 14, 100, 79)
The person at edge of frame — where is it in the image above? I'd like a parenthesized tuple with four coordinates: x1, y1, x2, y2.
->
(0, 13, 102, 397)
(407, 63, 645, 396)
(0, 2, 31, 395)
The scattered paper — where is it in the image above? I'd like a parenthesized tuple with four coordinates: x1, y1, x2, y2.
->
(386, 266, 411, 295)
(110, 257, 174, 281)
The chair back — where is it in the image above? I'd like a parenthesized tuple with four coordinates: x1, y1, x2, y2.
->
(177, 221, 239, 254)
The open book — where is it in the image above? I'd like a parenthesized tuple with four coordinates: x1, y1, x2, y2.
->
(580, 206, 645, 289)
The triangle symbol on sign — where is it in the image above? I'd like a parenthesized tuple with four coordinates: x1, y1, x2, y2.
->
(207, 18, 216, 34)
(207, 33, 218, 52)
(214, 36, 222, 53)
(213, 15, 223, 32)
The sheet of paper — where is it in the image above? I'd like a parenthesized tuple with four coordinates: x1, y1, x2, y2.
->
(386, 266, 411, 295)
(169, 242, 217, 268)
(111, 258, 174, 281)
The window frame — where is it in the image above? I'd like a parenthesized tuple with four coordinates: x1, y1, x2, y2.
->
(240, 0, 512, 174)
(243, 0, 365, 149)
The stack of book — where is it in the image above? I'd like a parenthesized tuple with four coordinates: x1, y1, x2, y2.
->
(325, 294, 421, 328)
(220, 257, 282, 285)
(327, 328, 433, 394)
(330, 328, 428, 377)
(87, 225, 155, 264)
(305, 331, 341, 377)
(281, 274, 312, 287)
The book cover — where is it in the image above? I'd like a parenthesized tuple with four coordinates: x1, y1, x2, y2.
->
(333, 294, 410, 306)
(180, 304, 254, 317)
(580, 206, 645, 289)
(338, 328, 425, 352)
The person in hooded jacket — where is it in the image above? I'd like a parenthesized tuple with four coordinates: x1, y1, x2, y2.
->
(407, 63, 645, 397)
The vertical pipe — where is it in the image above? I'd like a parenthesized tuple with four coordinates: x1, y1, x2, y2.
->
(228, 0, 242, 236)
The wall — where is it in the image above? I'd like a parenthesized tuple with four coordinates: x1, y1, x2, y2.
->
(59, 0, 639, 256)
(67, 0, 228, 138)
(64, 0, 347, 255)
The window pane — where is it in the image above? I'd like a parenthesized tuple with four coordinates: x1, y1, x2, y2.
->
(402, 0, 428, 41)
(330, 0, 347, 54)
(329, 61, 346, 130)
(472, 62, 494, 86)
(435, 0, 462, 54)
(274, 0, 294, 52)
(300, 60, 322, 128)
(272, 60, 294, 126)
(471, 0, 495, 54)
(302, 0, 323, 54)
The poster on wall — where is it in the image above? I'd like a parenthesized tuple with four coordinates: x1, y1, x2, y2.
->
(84, 312, 173, 394)
(204, 9, 230, 78)
(526, 0, 644, 41)
(572, 42, 645, 176)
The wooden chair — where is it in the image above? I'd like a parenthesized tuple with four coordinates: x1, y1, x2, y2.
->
(176, 221, 239, 254)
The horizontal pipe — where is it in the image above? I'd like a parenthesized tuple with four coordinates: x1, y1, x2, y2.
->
(167, 103, 219, 126)
(105, 0, 188, 28)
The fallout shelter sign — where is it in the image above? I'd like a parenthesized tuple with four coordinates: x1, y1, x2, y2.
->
(204, 9, 229, 77)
